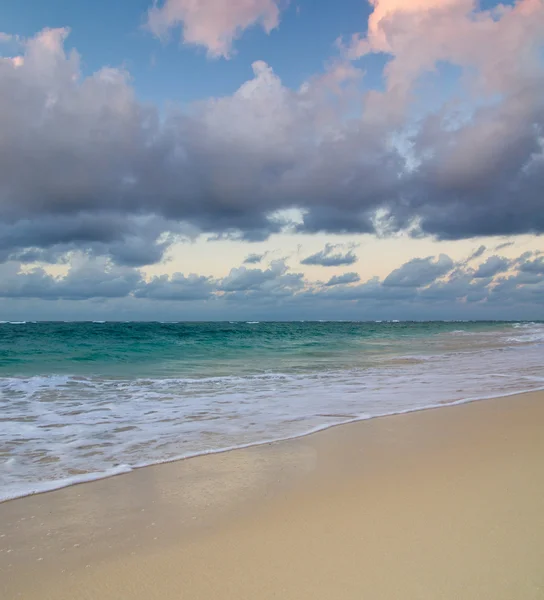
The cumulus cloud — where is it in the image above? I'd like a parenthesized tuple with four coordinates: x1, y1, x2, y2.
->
(383, 254, 454, 287)
(0, 260, 142, 300)
(146, 0, 283, 58)
(0, 2, 543, 269)
(345, 0, 544, 111)
(301, 244, 358, 267)
(220, 259, 290, 291)
(473, 255, 511, 278)
(134, 273, 214, 301)
(0, 212, 190, 267)
(519, 255, 544, 275)
(0, 251, 542, 319)
(419, 271, 491, 304)
(0, 33, 388, 262)
(342, 0, 544, 237)
(324, 272, 361, 287)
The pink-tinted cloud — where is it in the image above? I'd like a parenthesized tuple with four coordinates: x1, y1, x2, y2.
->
(346, 0, 544, 123)
(147, 0, 284, 58)
(0, 31, 24, 67)
(358, 0, 463, 54)
(0, 56, 24, 68)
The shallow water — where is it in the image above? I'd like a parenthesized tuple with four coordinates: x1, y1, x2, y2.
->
(1, 320, 543, 501)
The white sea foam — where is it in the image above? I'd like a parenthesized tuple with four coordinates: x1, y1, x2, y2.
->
(0, 465, 133, 503)
(1, 323, 543, 503)
(506, 322, 544, 344)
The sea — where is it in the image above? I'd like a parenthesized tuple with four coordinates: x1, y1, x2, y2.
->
(1, 320, 543, 502)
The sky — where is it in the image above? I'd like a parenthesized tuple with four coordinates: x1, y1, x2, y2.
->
(0, 0, 543, 321)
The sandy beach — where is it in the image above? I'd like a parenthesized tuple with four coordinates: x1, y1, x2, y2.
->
(1, 390, 544, 599)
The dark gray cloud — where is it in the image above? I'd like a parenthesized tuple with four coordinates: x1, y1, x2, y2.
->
(7, 247, 73, 265)
(223, 272, 305, 305)
(0, 213, 191, 267)
(0, 261, 142, 300)
(406, 81, 544, 240)
(301, 244, 358, 267)
(519, 256, 544, 275)
(495, 241, 515, 251)
(0, 250, 542, 320)
(510, 271, 544, 285)
(473, 255, 511, 278)
(383, 254, 454, 288)
(243, 253, 266, 264)
(1, 27, 542, 269)
(134, 273, 214, 301)
(420, 272, 491, 304)
(487, 270, 544, 306)
(466, 245, 487, 262)
(219, 260, 302, 294)
(324, 272, 361, 287)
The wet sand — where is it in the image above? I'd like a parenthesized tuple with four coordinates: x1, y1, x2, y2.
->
(1, 391, 544, 599)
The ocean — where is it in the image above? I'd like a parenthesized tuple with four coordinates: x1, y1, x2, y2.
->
(1, 320, 543, 502)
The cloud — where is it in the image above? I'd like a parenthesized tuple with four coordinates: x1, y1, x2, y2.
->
(473, 255, 511, 278)
(301, 244, 358, 267)
(324, 272, 361, 287)
(466, 245, 486, 262)
(0, 213, 191, 267)
(519, 255, 544, 275)
(134, 273, 214, 301)
(0, 259, 142, 300)
(243, 252, 266, 264)
(0, 6, 543, 269)
(0, 251, 542, 320)
(345, 0, 544, 110)
(146, 0, 283, 58)
(341, 0, 544, 238)
(495, 241, 515, 251)
(383, 254, 454, 287)
(0, 34, 383, 261)
(219, 259, 290, 291)
(419, 271, 491, 304)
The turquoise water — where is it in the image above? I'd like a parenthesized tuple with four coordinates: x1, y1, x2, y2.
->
(1, 320, 543, 501)
(0, 320, 521, 377)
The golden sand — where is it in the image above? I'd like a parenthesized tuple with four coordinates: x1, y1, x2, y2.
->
(1, 391, 544, 599)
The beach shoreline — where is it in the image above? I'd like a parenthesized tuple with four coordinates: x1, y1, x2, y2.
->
(3, 381, 543, 505)
(2, 390, 544, 599)
(3, 321, 542, 504)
